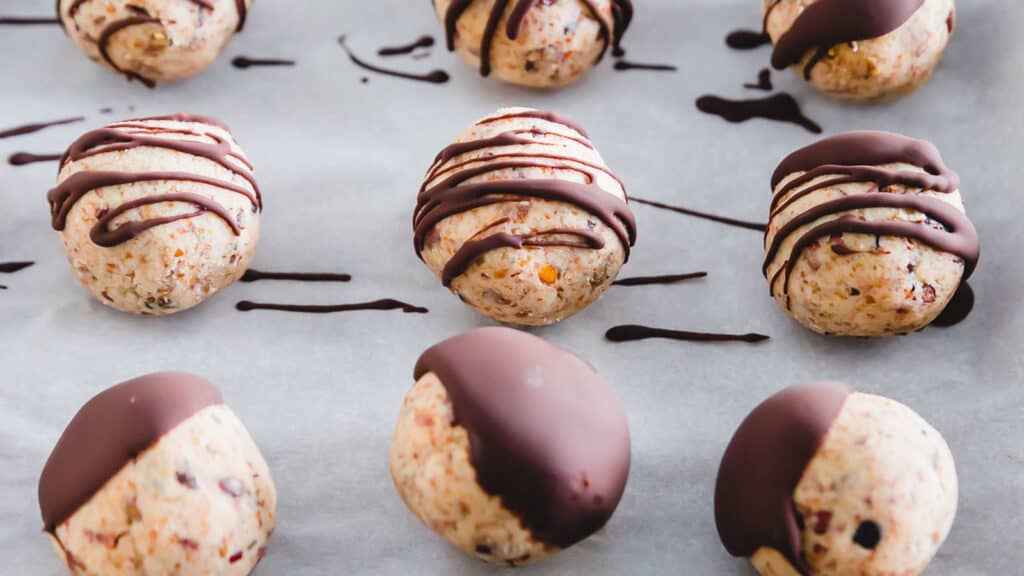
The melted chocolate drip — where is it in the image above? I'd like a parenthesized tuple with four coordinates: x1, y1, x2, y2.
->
(378, 35, 434, 56)
(631, 197, 767, 232)
(933, 283, 974, 327)
(0, 16, 60, 25)
(612, 271, 707, 287)
(47, 115, 259, 247)
(414, 327, 630, 548)
(764, 132, 979, 315)
(715, 382, 852, 574)
(771, 0, 925, 79)
(9, 152, 61, 166)
(416, 111, 636, 287)
(39, 373, 223, 531)
(696, 94, 822, 134)
(726, 29, 770, 50)
(441, 0, 633, 76)
(241, 269, 352, 283)
(613, 60, 676, 72)
(338, 35, 449, 84)
(606, 325, 769, 343)
(232, 56, 295, 69)
(0, 116, 83, 139)
(745, 68, 773, 91)
(236, 299, 428, 314)
(0, 261, 34, 273)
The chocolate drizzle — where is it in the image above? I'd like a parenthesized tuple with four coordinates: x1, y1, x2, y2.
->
(415, 110, 636, 287)
(58, 0, 248, 85)
(440, 0, 633, 76)
(715, 382, 852, 574)
(241, 269, 352, 283)
(631, 197, 766, 232)
(232, 56, 295, 69)
(612, 271, 707, 286)
(771, 0, 925, 79)
(339, 35, 449, 84)
(933, 283, 974, 327)
(696, 94, 822, 134)
(745, 68, 773, 91)
(9, 152, 61, 166)
(39, 372, 223, 531)
(764, 132, 979, 313)
(47, 114, 259, 248)
(0, 17, 60, 25)
(613, 60, 677, 72)
(236, 299, 428, 314)
(725, 1, 778, 50)
(0, 116, 83, 139)
(414, 327, 630, 548)
(606, 325, 769, 343)
(0, 261, 34, 288)
(378, 35, 435, 56)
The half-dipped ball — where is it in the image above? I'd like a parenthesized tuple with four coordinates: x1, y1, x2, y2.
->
(390, 327, 631, 565)
(715, 382, 957, 576)
(39, 372, 276, 576)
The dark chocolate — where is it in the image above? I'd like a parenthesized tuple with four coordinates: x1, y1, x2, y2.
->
(240, 269, 352, 283)
(715, 382, 852, 574)
(440, 0, 632, 76)
(631, 197, 767, 232)
(932, 282, 974, 327)
(696, 94, 822, 134)
(415, 111, 636, 287)
(771, 0, 925, 79)
(726, 29, 771, 50)
(612, 271, 707, 287)
(378, 35, 435, 56)
(232, 56, 295, 69)
(0, 116, 83, 139)
(0, 261, 34, 273)
(0, 16, 60, 25)
(47, 115, 259, 248)
(338, 35, 449, 84)
(613, 60, 676, 72)
(606, 325, 769, 343)
(765, 132, 979, 314)
(39, 372, 223, 531)
(745, 68, 773, 91)
(414, 327, 630, 548)
(236, 299, 428, 314)
(8, 152, 61, 166)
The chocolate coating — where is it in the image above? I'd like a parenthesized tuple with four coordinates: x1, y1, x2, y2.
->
(39, 372, 223, 532)
(715, 382, 852, 574)
(771, 0, 925, 79)
(414, 327, 630, 549)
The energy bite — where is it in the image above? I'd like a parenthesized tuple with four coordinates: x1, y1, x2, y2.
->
(390, 327, 631, 565)
(48, 113, 261, 315)
(763, 0, 955, 101)
(57, 0, 251, 87)
(433, 0, 633, 88)
(414, 108, 637, 326)
(715, 382, 957, 576)
(38, 372, 276, 576)
(763, 131, 979, 336)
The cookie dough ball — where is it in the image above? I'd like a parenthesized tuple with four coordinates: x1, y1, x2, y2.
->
(764, 0, 955, 101)
(414, 108, 637, 326)
(39, 372, 276, 576)
(390, 327, 631, 565)
(58, 0, 251, 87)
(763, 131, 979, 336)
(434, 0, 632, 88)
(716, 382, 957, 576)
(47, 113, 262, 316)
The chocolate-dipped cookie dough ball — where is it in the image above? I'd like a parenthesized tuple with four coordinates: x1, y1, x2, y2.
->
(764, 131, 978, 336)
(764, 0, 955, 101)
(39, 372, 276, 576)
(390, 327, 630, 565)
(434, 0, 632, 88)
(415, 108, 636, 326)
(716, 382, 957, 576)
(57, 0, 251, 87)
(48, 114, 261, 315)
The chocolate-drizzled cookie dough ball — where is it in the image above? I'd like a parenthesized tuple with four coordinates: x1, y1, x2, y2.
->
(39, 372, 276, 576)
(48, 114, 261, 315)
(434, 0, 632, 88)
(414, 108, 636, 326)
(58, 0, 251, 87)
(716, 382, 957, 576)
(391, 327, 630, 565)
(764, 0, 955, 101)
(764, 131, 978, 336)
